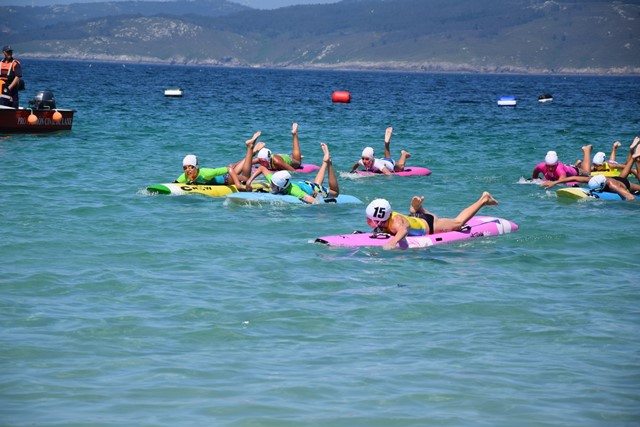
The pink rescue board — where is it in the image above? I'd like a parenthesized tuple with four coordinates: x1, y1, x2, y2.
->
(315, 216, 518, 249)
(254, 163, 320, 174)
(355, 166, 431, 177)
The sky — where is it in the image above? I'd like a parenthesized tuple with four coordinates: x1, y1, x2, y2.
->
(8, 0, 341, 9)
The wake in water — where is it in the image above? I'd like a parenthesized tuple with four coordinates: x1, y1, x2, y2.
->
(516, 176, 544, 185)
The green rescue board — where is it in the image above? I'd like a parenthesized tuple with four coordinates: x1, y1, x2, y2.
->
(147, 182, 270, 197)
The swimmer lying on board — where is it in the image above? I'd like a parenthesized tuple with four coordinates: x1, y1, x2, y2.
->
(176, 131, 263, 187)
(543, 142, 640, 200)
(350, 127, 411, 175)
(245, 142, 339, 204)
(365, 192, 499, 250)
(250, 122, 304, 172)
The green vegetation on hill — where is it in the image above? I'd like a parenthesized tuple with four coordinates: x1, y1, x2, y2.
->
(2, 0, 639, 74)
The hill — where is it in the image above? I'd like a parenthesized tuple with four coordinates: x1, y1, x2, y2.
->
(2, 0, 639, 74)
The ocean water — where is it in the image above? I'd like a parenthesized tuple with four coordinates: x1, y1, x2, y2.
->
(1, 60, 639, 426)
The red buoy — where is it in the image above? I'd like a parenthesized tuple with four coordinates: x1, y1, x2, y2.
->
(332, 91, 351, 103)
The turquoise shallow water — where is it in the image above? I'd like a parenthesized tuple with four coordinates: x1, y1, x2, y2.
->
(1, 60, 639, 426)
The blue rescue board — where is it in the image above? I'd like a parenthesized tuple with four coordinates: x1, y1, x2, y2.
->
(226, 192, 363, 205)
(557, 187, 640, 201)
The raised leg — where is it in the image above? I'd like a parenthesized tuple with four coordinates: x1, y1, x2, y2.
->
(433, 192, 498, 233)
(632, 143, 640, 184)
(290, 122, 302, 168)
(322, 143, 339, 197)
(579, 145, 593, 175)
(383, 126, 393, 159)
(409, 196, 425, 215)
(234, 131, 261, 180)
(619, 140, 640, 179)
(394, 150, 411, 172)
(610, 140, 622, 163)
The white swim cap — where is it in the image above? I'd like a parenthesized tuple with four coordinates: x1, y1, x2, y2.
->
(588, 174, 607, 191)
(361, 147, 374, 160)
(257, 148, 272, 161)
(271, 170, 291, 193)
(592, 152, 606, 166)
(366, 198, 392, 223)
(545, 151, 558, 165)
(183, 154, 198, 167)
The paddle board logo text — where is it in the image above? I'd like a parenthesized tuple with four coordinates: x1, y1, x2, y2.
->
(17, 116, 73, 126)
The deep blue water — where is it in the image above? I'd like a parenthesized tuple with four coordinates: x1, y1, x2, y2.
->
(1, 60, 639, 426)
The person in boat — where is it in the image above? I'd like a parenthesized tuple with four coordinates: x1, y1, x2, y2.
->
(253, 122, 303, 171)
(0, 45, 22, 108)
(244, 142, 339, 204)
(349, 127, 411, 175)
(365, 192, 499, 250)
(543, 142, 640, 200)
(531, 150, 580, 181)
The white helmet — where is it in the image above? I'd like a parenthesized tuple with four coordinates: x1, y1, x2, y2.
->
(588, 174, 607, 191)
(361, 147, 374, 160)
(257, 148, 272, 162)
(366, 198, 392, 223)
(182, 154, 198, 167)
(544, 151, 558, 166)
(592, 152, 606, 166)
(271, 170, 291, 193)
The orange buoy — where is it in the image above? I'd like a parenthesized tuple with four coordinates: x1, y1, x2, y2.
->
(332, 91, 351, 103)
(27, 113, 38, 125)
(52, 111, 62, 123)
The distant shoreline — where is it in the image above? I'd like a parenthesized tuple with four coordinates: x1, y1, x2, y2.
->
(22, 55, 640, 77)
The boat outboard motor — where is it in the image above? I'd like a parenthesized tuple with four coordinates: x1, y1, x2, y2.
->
(29, 90, 56, 110)
(0, 80, 12, 106)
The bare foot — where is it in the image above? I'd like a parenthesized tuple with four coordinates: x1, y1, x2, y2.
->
(410, 195, 424, 214)
(613, 141, 621, 149)
(582, 144, 592, 153)
(253, 141, 265, 154)
(320, 142, 330, 162)
(246, 131, 261, 148)
(401, 150, 412, 160)
(385, 127, 393, 143)
(631, 136, 640, 151)
(633, 144, 640, 159)
(482, 192, 499, 206)
(292, 123, 298, 135)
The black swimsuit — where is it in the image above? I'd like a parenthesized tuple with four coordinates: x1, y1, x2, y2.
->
(410, 212, 435, 235)
(612, 176, 631, 190)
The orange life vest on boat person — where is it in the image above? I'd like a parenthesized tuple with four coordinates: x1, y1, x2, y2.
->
(0, 79, 12, 106)
(0, 59, 20, 83)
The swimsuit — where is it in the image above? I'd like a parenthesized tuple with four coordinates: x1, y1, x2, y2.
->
(611, 176, 631, 191)
(410, 212, 435, 235)
(532, 162, 578, 180)
(269, 154, 293, 169)
(176, 167, 230, 185)
(296, 181, 329, 198)
(379, 212, 428, 236)
(265, 174, 308, 199)
(359, 157, 395, 173)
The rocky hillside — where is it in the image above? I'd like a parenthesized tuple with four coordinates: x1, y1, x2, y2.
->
(2, 0, 639, 74)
